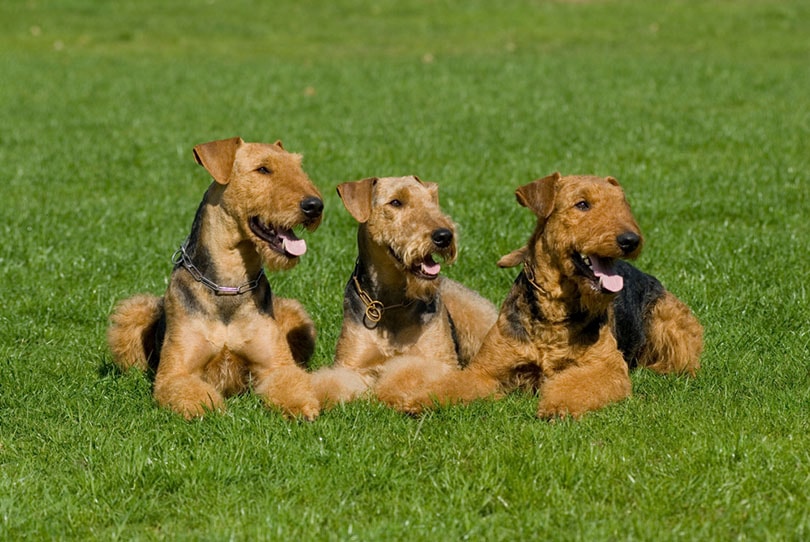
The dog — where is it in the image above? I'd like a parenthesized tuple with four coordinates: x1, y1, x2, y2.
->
(376, 172, 703, 418)
(107, 137, 323, 420)
(311, 176, 498, 405)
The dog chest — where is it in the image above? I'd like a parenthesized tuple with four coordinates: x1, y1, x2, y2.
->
(204, 346, 250, 396)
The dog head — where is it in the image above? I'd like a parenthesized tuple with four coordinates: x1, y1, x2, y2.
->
(337, 176, 457, 300)
(514, 172, 642, 297)
(193, 137, 323, 271)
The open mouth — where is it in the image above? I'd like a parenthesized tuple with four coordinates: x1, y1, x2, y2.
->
(388, 249, 445, 281)
(572, 252, 624, 293)
(249, 216, 307, 258)
(411, 253, 443, 280)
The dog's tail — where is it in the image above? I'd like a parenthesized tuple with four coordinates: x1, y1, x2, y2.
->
(107, 294, 164, 372)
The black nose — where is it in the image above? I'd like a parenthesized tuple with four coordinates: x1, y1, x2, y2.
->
(300, 197, 324, 219)
(617, 231, 640, 254)
(431, 228, 453, 248)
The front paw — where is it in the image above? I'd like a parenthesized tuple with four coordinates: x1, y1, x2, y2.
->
(375, 383, 429, 415)
(536, 399, 576, 421)
(311, 366, 371, 407)
(282, 394, 320, 421)
(254, 367, 321, 421)
(374, 356, 448, 414)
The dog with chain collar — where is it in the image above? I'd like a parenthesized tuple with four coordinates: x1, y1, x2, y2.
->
(107, 137, 323, 420)
(311, 176, 498, 406)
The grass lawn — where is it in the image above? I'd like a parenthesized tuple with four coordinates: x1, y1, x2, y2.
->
(1, 0, 808, 539)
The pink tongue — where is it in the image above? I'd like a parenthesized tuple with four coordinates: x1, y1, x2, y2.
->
(421, 259, 441, 276)
(590, 255, 623, 293)
(279, 230, 307, 256)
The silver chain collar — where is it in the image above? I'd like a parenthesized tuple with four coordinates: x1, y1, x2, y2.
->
(171, 241, 266, 296)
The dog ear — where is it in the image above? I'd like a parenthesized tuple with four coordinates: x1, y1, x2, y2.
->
(273, 140, 285, 150)
(515, 172, 561, 219)
(497, 246, 528, 268)
(423, 181, 440, 204)
(410, 176, 440, 203)
(337, 177, 377, 223)
(193, 137, 244, 185)
(606, 176, 619, 187)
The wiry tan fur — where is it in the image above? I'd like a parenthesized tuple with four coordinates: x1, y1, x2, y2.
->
(377, 173, 703, 419)
(107, 294, 164, 372)
(635, 292, 703, 375)
(312, 176, 498, 405)
(107, 137, 323, 420)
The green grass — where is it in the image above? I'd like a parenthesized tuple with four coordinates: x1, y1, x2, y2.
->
(1, 0, 809, 539)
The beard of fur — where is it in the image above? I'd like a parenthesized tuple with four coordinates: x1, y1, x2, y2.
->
(553, 244, 615, 317)
(366, 217, 457, 302)
(257, 242, 299, 272)
(577, 280, 615, 315)
(404, 273, 441, 301)
(532, 229, 615, 317)
(399, 239, 456, 302)
(545, 228, 621, 316)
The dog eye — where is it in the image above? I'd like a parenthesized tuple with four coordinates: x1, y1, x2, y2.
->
(575, 200, 590, 211)
(256, 166, 273, 175)
(389, 199, 402, 207)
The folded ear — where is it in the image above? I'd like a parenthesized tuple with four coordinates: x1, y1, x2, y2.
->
(606, 176, 619, 187)
(193, 137, 244, 185)
(422, 181, 440, 204)
(496, 246, 528, 268)
(273, 140, 285, 150)
(515, 172, 562, 220)
(336, 177, 378, 223)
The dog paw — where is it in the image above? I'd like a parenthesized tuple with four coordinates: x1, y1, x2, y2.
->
(167, 399, 225, 420)
(375, 377, 433, 413)
(374, 357, 443, 413)
(376, 387, 428, 415)
(536, 399, 580, 421)
(154, 378, 225, 420)
(273, 387, 322, 421)
(311, 366, 370, 407)
(285, 399, 320, 421)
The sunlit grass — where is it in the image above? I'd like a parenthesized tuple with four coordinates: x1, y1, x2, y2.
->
(1, 1, 808, 539)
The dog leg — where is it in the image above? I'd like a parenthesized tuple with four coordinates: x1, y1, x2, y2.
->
(375, 355, 455, 413)
(638, 292, 703, 376)
(107, 294, 164, 371)
(376, 361, 502, 414)
(272, 297, 317, 368)
(153, 364, 225, 419)
(232, 315, 320, 420)
(311, 366, 372, 407)
(152, 325, 228, 419)
(537, 351, 631, 419)
(153, 372, 225, 419)
(253, 364, 320, 420)
(375, 356, 499, 414)
(440, 279, 498, 364)
(375, 325, 514, 414)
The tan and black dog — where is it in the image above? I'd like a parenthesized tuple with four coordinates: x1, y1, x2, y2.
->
(107, 137, 323, 420)
(377, 173, 703, 418)
(311, 176, 498, 405)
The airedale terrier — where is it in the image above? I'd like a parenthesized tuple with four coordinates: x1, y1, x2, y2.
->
(107, 137, 323, 420)
(377, 172, 703, 418)
(311, 176, 498, 405)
